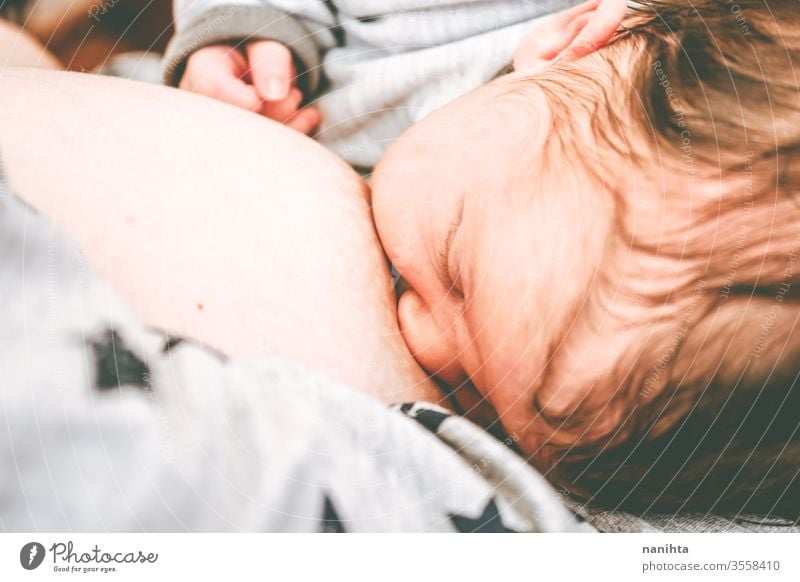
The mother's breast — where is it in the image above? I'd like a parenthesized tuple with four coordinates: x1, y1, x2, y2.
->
(0, 69, 439, 403)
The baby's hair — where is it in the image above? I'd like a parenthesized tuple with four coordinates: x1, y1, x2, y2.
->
(539, 0, 800, 518)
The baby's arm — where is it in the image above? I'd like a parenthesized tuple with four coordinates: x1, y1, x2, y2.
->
(164, 0, 322, 133)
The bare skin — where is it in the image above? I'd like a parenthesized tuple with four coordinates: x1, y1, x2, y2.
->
(0, 67, 440, 404)
(0, 20, 61, 70)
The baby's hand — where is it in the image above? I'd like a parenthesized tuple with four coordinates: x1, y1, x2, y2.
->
(180, 41, 320, 135)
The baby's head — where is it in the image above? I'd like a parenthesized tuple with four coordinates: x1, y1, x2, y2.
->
(372, 0, 800, 516)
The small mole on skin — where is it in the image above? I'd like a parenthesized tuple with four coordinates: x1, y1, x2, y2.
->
(197, 303, 204, 311)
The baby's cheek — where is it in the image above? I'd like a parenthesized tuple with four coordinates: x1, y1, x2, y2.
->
(387, 241, 415, 271)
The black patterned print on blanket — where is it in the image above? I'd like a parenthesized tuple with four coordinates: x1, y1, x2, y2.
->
(161, 335, 184, 353)
(320, 495, 347, 533)
(449, 498, 518, 533)
(397, 402, 450, 433)
(89, 328, 151, 391)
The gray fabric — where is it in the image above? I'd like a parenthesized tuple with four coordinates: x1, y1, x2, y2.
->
(394, 403, 593, 532)
(164, 0, 582, 167)
(563, 501, 800, 533)
(163, 4, 322, 92)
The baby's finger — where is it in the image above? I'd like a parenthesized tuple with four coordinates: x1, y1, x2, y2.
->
(259, 86, 303, 121)
(211, 77, 262, 111)
(285, 106, 321, 135)
(247, 40, 296, 101)
(183, 47, 262, 111)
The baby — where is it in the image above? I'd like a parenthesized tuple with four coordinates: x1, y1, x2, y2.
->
(163, 0, 580, 167)
(370, 0, 800, 518)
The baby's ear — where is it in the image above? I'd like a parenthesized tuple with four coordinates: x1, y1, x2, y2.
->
(513, 0, 627, 73)
(396, 287, 466, 387)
